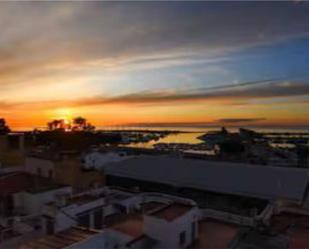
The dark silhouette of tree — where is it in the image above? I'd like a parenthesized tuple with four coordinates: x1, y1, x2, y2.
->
(85, 122, 96, 132)
(72, 117, 95, 132)
(47, 117, 95, 132)
(0, 118, 11, 135)
(47, 119, 65, 131)
(73, 117, 87, 131)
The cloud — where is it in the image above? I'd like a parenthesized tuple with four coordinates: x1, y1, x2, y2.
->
(217, 118, 266, 124)
(0, 1, 309, 90)
(70, 80, 309, 106)
(2, 79, 309, 110)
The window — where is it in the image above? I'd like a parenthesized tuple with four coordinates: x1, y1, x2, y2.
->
(191, 222, 196, 241)
(48, 169, 53, 179)
(94, 209, 103, 229)
(37, 168, 42, 176)
(46, 218, 54, 235)
(77, 214, 90, 228)
(179, 231, 186, 245)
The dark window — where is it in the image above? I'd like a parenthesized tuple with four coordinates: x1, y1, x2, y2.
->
(78, 214, 90, 228)
(191, 222, 196, 241)
(46, 218, 55, 235)
(48, 169, 53, 179)
(179, 231, 186, 245)
(37, 168, 42, 176)
(94, 209, 103, 229)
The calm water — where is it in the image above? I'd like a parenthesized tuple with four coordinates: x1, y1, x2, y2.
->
(125, 132, 205, 148)
(114, 126, 309, 149)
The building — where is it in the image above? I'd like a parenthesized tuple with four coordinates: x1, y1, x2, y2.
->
(0, 172, 71, 248)
(21, 190, 199, 249)
(25, 151, 105, 193)
(16, 185, 309, 249)
(41, 187, 133, 234)
(0, 172, 71, 217)
(104, 156, 309, 204)
(0, 133, 25, 169)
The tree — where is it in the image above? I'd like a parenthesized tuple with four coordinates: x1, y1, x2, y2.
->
(0, 118, 11, 135)
(47, 117, 95, 132)
(73, 117, 87, 131)
(47, 119, 65, 131)
(84, 122, 96, 132)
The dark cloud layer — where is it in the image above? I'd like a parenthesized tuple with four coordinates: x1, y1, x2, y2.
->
(217, 118, 266, 124)
(3, 79, 309, 109)
(74, 80, 309, 106)
(0, 2, 309, 88)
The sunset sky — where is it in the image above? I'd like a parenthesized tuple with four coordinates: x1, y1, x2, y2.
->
(1, 2, 309, 130)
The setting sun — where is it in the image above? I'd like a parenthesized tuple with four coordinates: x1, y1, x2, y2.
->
(52, 108, 74, 123)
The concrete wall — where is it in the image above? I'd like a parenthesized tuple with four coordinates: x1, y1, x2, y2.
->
(0, 134, 25, 168)
(18, 186, 72, 215)
(144, 207, 199, 248)
(55, 157, 105, 193)
(25, 157, 55, 179)
(46, 196, 105, 233)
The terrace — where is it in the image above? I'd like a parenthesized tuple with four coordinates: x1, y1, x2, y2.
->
(271, 212, 309, 249)
(190, 219, 240, 249)
(20, 227, 99, 249)
(148, 203, 193, 222)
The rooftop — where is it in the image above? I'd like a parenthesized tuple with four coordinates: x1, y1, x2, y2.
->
(105, 202, 167, 238)
(20, 227, 99, 249)
(105, 155, 309, 201)
(27, 150, 81, 162)
(149, 203, 193, 222)
(271, 212, 309, 249)
(190, 219, 240, 249)
(66, 194, 103, 206)
(110, 213, 144, 238)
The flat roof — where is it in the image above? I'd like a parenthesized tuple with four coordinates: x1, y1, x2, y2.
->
(149, 203, 193, 222)
(105, 155, 309, 201)
(105, 202, 167, 238)
(271, 212, 309, 249)
(190, 219, 240, 249)
(67, 194, 101, 206)
(20, 227, 99, 249)
(110, 213, 144, 238)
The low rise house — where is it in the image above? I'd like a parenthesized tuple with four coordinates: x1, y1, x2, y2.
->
(0, 172, 71, 248)
(0, 172, 71, 217)
(42, 187, 139, 234)
(0, 133, 25, 169)
(22, 192, 199, 249)
(25, 150, 105, 193)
